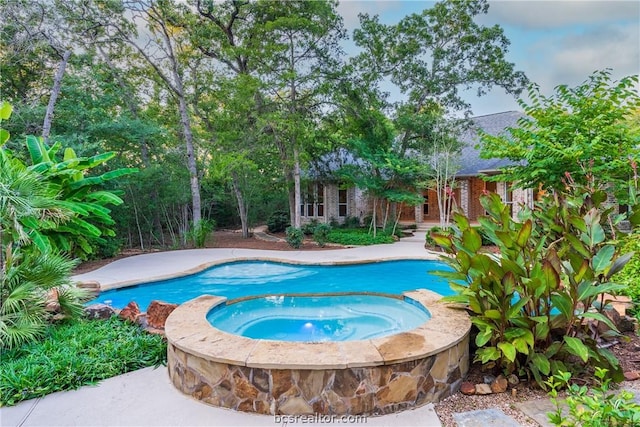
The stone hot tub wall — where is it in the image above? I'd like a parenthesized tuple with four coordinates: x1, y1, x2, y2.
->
(165, 290, 471, 416)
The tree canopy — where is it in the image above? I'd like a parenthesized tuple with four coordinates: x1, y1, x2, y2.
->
(480, 70, 640, 194)
(0, 0, 533, 248)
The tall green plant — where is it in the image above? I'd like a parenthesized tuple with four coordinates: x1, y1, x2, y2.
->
(0, 103, 88, 350)
(22, 136, 137, 259)
(433, 175, 639, 386)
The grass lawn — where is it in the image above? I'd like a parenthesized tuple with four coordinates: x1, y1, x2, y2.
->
(0, 316, 166, 406)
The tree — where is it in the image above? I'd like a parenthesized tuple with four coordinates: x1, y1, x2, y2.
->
(252, 0, 346, 228)
(353, 0, 527, 123)
(337, 88, 424, 236)
(351, 0, 527, 226)
(479, 70, 640, 195)
(423, 119, 465, 228)
(112, 0, 203, 226)
(190, 1, 272, 238)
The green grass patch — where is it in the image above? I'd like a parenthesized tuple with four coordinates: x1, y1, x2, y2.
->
(0, 316, 166, 406)
(327, 228, 395, 245)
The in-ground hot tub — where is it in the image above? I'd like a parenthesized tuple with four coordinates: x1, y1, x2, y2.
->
(166, 289, 471, 416)
(206, 294, 432, 342)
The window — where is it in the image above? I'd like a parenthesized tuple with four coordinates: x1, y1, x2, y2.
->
(423, 193, 429, 215)
(503, 182, 513, 216)
(301, 183, 324, 218)
(338, 189, 347, 217)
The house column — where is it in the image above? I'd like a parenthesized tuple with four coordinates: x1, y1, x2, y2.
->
(415, 203, 423, 223)
(459, 179, 470, 216)
(511, 187, 534, 219)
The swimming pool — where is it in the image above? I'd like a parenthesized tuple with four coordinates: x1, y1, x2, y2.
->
(90, 260, 453, 309)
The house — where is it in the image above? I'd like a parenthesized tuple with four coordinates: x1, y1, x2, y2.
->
(301, 111, 534, 226)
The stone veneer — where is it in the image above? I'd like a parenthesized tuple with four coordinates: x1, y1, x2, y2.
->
(165, 289, 471, 416)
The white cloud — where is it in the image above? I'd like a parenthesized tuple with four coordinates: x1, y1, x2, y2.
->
(337, 1, 393, 30)
(485, 0, 639, 30)
(550, 24, 639, 84)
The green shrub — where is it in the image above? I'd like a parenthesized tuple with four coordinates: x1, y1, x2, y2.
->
(267, 211, 290, 233)
(0, 248, 89, 350)
(327, 228, 395, 246)
(91, 236, 123, 259)
(285, 226, 304, 248)
(546, 368, 640, 427)
(0, 317, 166, 406)
(433, 177, 640, 386)
(342, 216, 361, 228)
(384, 226, 403, 239)
(187, 219, 216, 248)
(313, 223, 332, 247)
(301, 219, 319, 236)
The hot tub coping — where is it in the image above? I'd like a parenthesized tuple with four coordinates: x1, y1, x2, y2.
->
(165, 289, 471, 370)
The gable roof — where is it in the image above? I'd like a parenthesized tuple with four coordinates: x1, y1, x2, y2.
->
(456, 111, 524, 177)
(307, 111, 524, 180)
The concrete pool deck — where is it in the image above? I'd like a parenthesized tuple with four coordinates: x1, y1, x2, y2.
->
(72, 230, 439, 291)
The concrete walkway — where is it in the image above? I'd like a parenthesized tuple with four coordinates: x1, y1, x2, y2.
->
(0, 367, 442, 427)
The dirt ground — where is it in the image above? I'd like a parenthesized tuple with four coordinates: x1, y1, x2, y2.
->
(73, 229, 343, 275)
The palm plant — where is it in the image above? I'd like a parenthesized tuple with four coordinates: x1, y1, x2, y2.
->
(0, 248, 84, 350)
(1, 112, 88, 349)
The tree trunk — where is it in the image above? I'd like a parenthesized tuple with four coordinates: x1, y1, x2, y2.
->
(42, 50, 71, 142)
(293, 147, 301, 228)
(231, 172, 250, 238)
(174, 76, 202, 226)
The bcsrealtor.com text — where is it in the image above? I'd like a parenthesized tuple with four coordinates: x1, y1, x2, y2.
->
(275, 414, 368, 425)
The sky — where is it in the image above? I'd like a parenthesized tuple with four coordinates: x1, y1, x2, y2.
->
(336, 0, 640, 117)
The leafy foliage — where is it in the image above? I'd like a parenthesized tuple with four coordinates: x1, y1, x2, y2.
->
(20, 136, 137, 259)
(186, 219, 215, 248)
(313, 223, 332, 247)
(301, 219, 320, 236)
(433, 172, 640, 386)
(327, 228, 395, 246)
(612, 232, 640, 315)
(285, 226, 304, 249)
(267, 210, 290, 233)
(352, 0, 527, 114)
(0, 247, 87, 350)
(480, 70, 640, 194)
(0, 104, 89, 350)
(546, 368, 640, 427)
(0, 317, 166, 406)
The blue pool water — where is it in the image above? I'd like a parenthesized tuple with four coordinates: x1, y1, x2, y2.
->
(207, 295, 431, 342)
(90, 260, 453, 310)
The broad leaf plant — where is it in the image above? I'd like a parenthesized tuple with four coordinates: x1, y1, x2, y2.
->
(433, 169, 640, 386)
